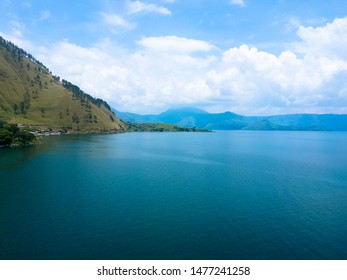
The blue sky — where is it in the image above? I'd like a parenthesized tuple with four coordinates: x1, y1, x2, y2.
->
(1, 0, 347, 114)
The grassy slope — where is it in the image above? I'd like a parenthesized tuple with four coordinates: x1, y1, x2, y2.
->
(0, 43, 126, 133)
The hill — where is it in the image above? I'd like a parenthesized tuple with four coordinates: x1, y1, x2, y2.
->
(115, 108, 347, 131)
(115, 108, 249, 130)
(0, 122, 37, 146)
(125, 122, 210, 132)
(248, 114, 347, 131)
(241, 119, 294, 131)
(0, 36, 126, 133)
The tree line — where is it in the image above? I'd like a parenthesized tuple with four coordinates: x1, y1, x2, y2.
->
(0, 35, 50, 74)
(1, 35, 114, 114)
(0, 122, 36, 146)
(61, 79, 112, 111)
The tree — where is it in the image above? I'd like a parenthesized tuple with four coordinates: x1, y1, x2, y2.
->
(13, 103, 18, 113)
(0, 129, 12, 145)
(72, 113, 80, 123)
(5, 124, 20, 135)
(0, 123, 36, 146)
(15, 130, 35, 145)
(20, 102, 26, 114)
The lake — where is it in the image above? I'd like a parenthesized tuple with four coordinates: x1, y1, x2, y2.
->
(0, 131, 347, 260)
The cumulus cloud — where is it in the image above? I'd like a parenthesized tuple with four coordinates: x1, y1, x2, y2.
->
(4, 17, 347, 115)
(206, 17, 347, 114)
(208, 44, 347, 114)
(295, 17, 347, 60)
(34, 37, 216, 113)
(39, 17, 347, 114)
(126, 1, 171, 16)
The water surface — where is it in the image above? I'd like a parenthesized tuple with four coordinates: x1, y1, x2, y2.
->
(1, 131, 346, 259)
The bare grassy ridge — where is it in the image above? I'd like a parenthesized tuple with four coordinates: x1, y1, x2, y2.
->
(0, 36, 126, 133)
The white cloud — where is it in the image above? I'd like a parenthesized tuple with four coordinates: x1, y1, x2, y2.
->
(30, 35, 217, 114)
(100, 12, 135, 32)
(3, 17, 347, 115)
(38, 10, 51, 22)
(126, 1, 171, 16)
(99, 1, 171, 33)
(137, 36, 215, 54)
(204, 17, 347, 114)
(229, 0, 245, 7)
(285, 17, 301, 32)
(39, 41, 131, 101)
(207, 44, 347, 114)
(0, 21, 40, 52)
(295, 17, 347, 60)
(8, 20, 24, 38)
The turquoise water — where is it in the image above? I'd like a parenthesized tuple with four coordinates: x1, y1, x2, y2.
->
(0, 131, 347, 260)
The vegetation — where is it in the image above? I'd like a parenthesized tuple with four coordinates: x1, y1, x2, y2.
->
(125, 122, 210, 132)
(241, 119, 293, 131)
(0, 122, 37, 146)
(61, 79, 112, 111)
(0, 35, 126, 133)
(0, 36, 210, 139)
(117, 108, 347, 131)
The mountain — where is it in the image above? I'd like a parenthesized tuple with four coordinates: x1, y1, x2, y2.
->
(115, 108, 347, 131)
(124, 122, 209, 132)
(248, 114, 347, 131)
(0, 36, 126, 133)
(113, 109, 160, 124)
(115, 108, 249, 130)
(242, 119, 294, 130)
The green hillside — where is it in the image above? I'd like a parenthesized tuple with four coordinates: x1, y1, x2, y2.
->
(125, 122, 210, 132)
(0, 36, 126, 133)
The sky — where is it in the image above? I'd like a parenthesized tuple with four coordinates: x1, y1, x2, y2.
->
(1, 0, 347, 115)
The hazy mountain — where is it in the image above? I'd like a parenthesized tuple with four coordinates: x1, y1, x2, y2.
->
(115, 108, 347, 131)
(242, 119, 294, 131)
(248, 114, 347, 131)
(0, 36, 126, 133)
(113, 110, 160, 124)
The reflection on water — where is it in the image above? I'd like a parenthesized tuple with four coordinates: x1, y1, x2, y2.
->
(0, 144, 43, 170)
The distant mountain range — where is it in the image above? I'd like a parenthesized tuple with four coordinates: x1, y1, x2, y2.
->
(114, 107, 347, 131)
(2, 35, 346, 133)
